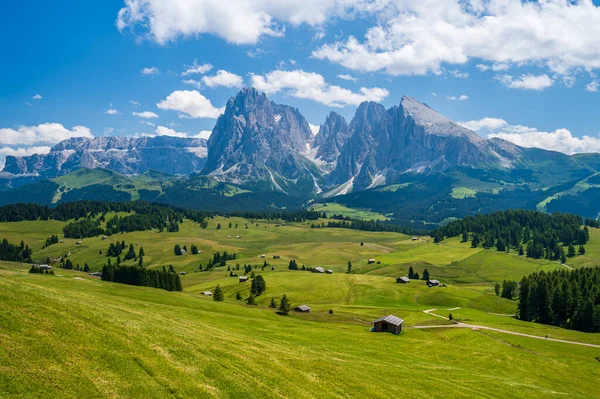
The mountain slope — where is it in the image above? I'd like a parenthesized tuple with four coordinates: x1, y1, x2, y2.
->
(2, 88, 600, 221)
(1, 136, 208, 186)
(311, 111, 350, 165)
(202, 88, 320, 194)
(327, 96, 593, 193)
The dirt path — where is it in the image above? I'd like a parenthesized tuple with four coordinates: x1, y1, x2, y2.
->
(416, 309, 600, 349)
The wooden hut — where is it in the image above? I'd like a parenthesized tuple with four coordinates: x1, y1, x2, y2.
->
(396, 276, 410, 284)
(294, 305, 311, 313)
(368, 259, 376, 264)
(427, 279, 440, 287)
(312, 267, 325, 273)
(239, 276, 249, 283)
(372, 315, 404, 335)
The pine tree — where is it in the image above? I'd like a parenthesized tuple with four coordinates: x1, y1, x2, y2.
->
(518, 245, 524, 256)
(236, 291, 242, 301)
(216, 223, 222, 230)
(461, 231, 469, 242)
(347, 261, 352, 274)
(414, 272, 420, 280)
(408, 266, 415, 279)
(246, 293, 257, 305)
(269, 298, 277, 308)
(213, 285, 224, 301)
(139, 247, 145, 258)
(568, 243, 576, 258)
(494, 282, 500, 296)
(84, 263, 90, 273)
(174, 244, 182, 256)
(422, 269, 430, 281)
(578, 245, 586, 255)
(125, 244, 136, 261)
(278, 294, 290, 315)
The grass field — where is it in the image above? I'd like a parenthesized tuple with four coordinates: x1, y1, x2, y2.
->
(1, 215, 599, 398)
(310, 203, 389, 221)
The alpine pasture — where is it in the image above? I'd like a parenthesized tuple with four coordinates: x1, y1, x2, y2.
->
(1, 214, 600, 398)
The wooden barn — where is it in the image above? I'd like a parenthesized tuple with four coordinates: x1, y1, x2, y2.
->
(396, 276, 410, 284)
(368, 259, 376, 264)
(239, 276, 249, 283)
(294, 305, 311, 313)
(427, 279, 440, 287)
(372, 315, 404, 335)
(312, 267, 325, 273)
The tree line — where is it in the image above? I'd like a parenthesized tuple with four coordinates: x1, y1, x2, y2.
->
(0, 238, 33, 263)
(517, 267, 600, 332)
(101, 264, 182, 292)
(433, 210, 591, 260)
(0, 201, 321, 224)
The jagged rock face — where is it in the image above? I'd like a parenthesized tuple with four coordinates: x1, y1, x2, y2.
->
(329, 96, 508, 191)
(312, 112, 350, 164)
(202, 88, 316, 190)
(2, 136, 207, 179)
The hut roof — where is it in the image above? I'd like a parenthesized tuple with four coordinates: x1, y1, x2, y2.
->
(295, 305, 311, 311)
(202, 291, 213, 296)
(398, 276, 410, 282)
(428, 279, 440, 284)
(373, 315, 404, 326)
(313, 267, 325, 273)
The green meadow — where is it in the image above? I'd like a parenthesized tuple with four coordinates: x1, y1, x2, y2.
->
(1, 215, 599, 398)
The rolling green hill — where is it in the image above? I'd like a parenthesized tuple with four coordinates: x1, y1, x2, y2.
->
(1, 213, 600, 398)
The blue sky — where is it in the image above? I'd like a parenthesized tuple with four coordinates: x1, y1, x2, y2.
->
(2, 0, 600, 166)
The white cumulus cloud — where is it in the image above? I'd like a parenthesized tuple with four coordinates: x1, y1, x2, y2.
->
(182, 79, 202, 89)
(585, 80, 599, 93)
(157, 90, 224, 118)
(495, 74, 553, 91)
(141, 67, 160, 75)
(460, 117, 600, 154)
(32, 94, 43, 100)
(447, 94, 469, 101)
(312, 1, 600, 77)
(250, 69, 389, 107)
(181, 60, 213, 76)
(193, 130, 212, 140)
(0, 123, 93, 146)
(116, 0, 375, 45)
(133, 111, 159, 118)
(201, 70, 244, 88)
(337, 74, 358, 82)
(155, 126, 188, 138)
(448, 70, 469, 79)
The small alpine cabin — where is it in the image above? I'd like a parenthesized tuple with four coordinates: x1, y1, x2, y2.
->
(372, 315, 404, 335)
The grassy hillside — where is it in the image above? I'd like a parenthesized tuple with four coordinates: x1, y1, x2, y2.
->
(1, 263, 599, 398)
(1, 215, 599, 398)
(310, 203, 389, 221)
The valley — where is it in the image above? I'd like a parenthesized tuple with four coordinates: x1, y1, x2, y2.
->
(1, 208, 600, 398)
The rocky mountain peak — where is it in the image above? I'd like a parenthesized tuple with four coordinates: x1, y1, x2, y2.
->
(312, 112, 350, 164)
(202, 88, 317, 193)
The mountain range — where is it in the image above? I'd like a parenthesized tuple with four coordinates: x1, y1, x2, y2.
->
(2, 88, 600, 224)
